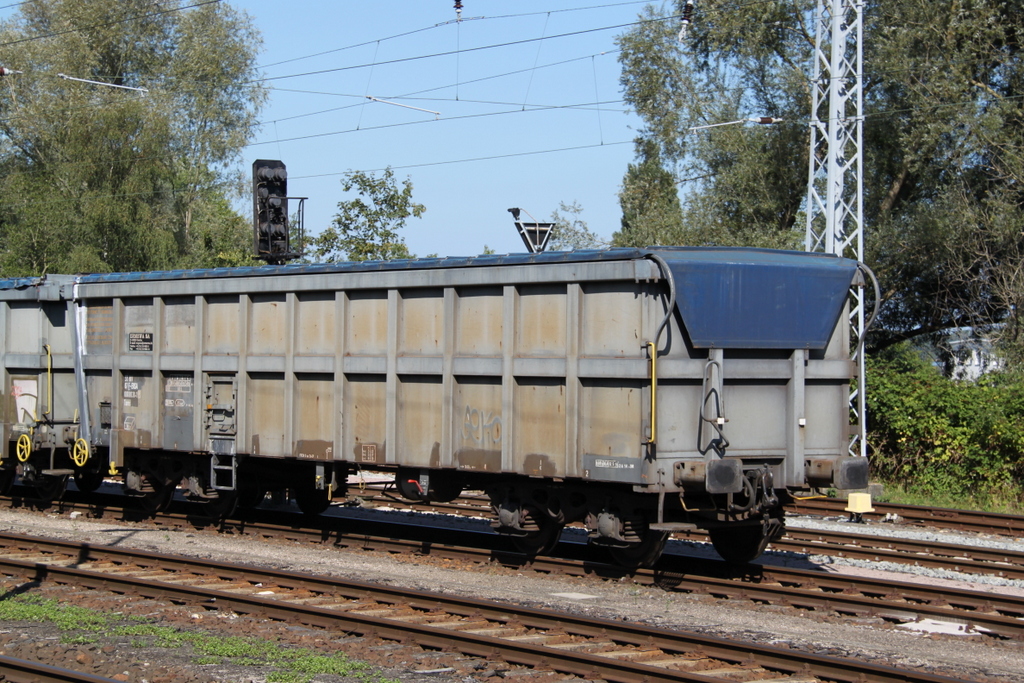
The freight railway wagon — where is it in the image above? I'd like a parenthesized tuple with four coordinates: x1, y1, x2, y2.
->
(0, 247, 867, 565)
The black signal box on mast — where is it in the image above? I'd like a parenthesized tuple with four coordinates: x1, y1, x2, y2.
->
(253, 159, 304, 264)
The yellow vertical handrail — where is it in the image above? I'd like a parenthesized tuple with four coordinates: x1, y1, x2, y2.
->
(44, 344, 52, 418)
(647, 340, 657, 445)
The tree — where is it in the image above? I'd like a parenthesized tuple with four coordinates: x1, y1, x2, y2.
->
(0, 0, 266, 276)
(548, 201, 604, 250)
(312, 168, 425, 262)
(614, 138, 684, 247)
(616, 0, 1024, 362)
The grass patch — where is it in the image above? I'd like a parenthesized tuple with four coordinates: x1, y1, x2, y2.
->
(118, 619, 398, 682)
(874, 481, 1024, 514)
(114, 624, 192, 648)
(0, 592, 396, 683)
(0, 593, 110, 631)
(267, 674, 313, 683)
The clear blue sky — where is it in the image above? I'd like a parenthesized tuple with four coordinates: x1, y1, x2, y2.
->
(243, 0, 651, 257)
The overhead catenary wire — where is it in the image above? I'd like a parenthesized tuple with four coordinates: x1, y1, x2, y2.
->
(283, 139, 635, 178)
(257, 55, 1008, 133)
(0, 1, 983, 134)
(0, 0, 1019, 205)
(249, 0, 988, 140)
(0, 95, 630, 185)
(248, 98, 628, 147)
(256, 1, 651, 70)
(1, 72, 1021, 211)
(0, 73, 1015, 186)
(12, 78, 1018, 210)
(521, 11, 551, 110)
(253, 15, 680, 85)
(0, 139, 635, 210)
(355, 40, 381, 131)
(591, 55, 605, 144)
(262, 49, 622, 126)
(257, 0, 808, 75)
(0, 85, 1010, 189)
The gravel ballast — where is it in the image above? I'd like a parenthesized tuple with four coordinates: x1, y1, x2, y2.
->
(0, 502, 1022, 682)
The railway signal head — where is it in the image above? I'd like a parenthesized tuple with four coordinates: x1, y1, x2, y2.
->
(253, 159, 299, 265)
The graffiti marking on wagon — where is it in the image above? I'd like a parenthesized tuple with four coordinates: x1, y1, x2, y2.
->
(463, 406, 501, 446)
(11, 379, 37, 424)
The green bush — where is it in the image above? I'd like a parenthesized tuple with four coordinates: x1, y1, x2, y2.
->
(866, 347, 1024, 509)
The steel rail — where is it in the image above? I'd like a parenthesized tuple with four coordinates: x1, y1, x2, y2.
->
(240, 516, 1024, 639)
(659, 560, 1024, 639)
(773, 528, 1024, 580)
(13, 492, 1024, 636)
(29, 494, 1024, 638)
(8, 502, 1024, 642)
(10, 482, 1024, 538)
(787, 499, 1024, 536)
(664, 527, 1024, 582)
(0, 654, 121, 683)
(18, 487, 1024, 577)
(0, 532, 974, 683)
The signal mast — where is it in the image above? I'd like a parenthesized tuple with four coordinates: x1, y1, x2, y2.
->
(803, 0, 866, 457)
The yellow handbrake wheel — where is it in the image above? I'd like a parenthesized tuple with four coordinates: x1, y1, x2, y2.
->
(15, 434, 31, 463)
(72, 438, 90, 467)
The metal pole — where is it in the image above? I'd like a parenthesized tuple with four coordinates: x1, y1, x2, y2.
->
(804, 0, 866, 458)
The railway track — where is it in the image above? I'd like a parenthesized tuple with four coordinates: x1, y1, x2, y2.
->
(786, 498, 1024, 536)
(260, 512, 1024, 640)
(20, 494, 1024, 642)
(36, 485, 1024, 584)
(12, 482, 1024, 574)
(0, 531, 982, 683)
(0, 654, 120, 683)
(765, 528, 1024, 580)
(349, 489, 1024, 581)
(7, 487, 1024, 639)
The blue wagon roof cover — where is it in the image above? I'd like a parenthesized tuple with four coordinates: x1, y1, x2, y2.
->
(657, 247, 858, 349)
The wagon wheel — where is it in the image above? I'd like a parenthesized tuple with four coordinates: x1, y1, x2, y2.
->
(201, 490, 239, 522)
(708, 524, 772, 563)
(293, 484, 330, 516)
(427, 477, 463, 503)
(0, 468, 16, 496)
(32, 474, 68, 502)
(608, 529, 669, 569)
(236, 482, 268, 511)
(511, 506, 564, 557)
(73, 469, 105, 493)
(138, 480, 176, 515)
